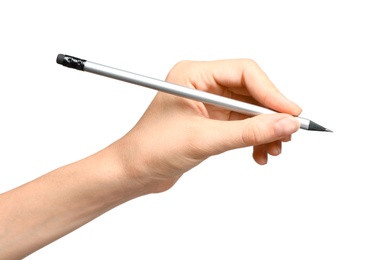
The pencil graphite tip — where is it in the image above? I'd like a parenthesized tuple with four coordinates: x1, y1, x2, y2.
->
(308, 120, 332, 132)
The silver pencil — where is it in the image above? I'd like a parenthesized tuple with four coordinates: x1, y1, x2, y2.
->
(56, 54, 331, 132)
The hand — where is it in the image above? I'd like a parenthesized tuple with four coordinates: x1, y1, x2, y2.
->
(115, 59, 302, 193)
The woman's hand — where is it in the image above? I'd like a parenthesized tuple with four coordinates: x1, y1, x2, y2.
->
(116, 59, 302, 193)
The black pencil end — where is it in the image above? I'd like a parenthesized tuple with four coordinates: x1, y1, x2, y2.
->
(56, 54, 86, 71)
(56, 54, 65, 65)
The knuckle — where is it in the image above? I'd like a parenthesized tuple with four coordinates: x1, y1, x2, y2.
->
(241, 58, 259, 69)
(241, 121, 264, 146)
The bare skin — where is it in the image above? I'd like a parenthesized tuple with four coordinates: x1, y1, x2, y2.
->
(0, 59, 301, 259)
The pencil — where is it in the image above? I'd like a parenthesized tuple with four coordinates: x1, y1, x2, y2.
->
(56, 54, 332, 132)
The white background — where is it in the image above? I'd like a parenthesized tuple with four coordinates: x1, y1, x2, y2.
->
(1, 1, 374, 259)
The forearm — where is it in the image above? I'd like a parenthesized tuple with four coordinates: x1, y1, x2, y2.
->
(0, 142, 142, 259)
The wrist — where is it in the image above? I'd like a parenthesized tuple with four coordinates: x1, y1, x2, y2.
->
(111, 132, 181, 196)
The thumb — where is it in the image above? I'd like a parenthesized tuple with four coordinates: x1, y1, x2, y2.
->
(200, 114, 300, 155)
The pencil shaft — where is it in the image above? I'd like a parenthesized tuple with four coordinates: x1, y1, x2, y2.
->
(84, 61, 277, 116)
(84, 61, 311, 130)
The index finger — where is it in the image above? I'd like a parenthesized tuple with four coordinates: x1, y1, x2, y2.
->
(202, 59, 302, 116)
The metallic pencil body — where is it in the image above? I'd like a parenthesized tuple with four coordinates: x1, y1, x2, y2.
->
(56, 54, 331, 132)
